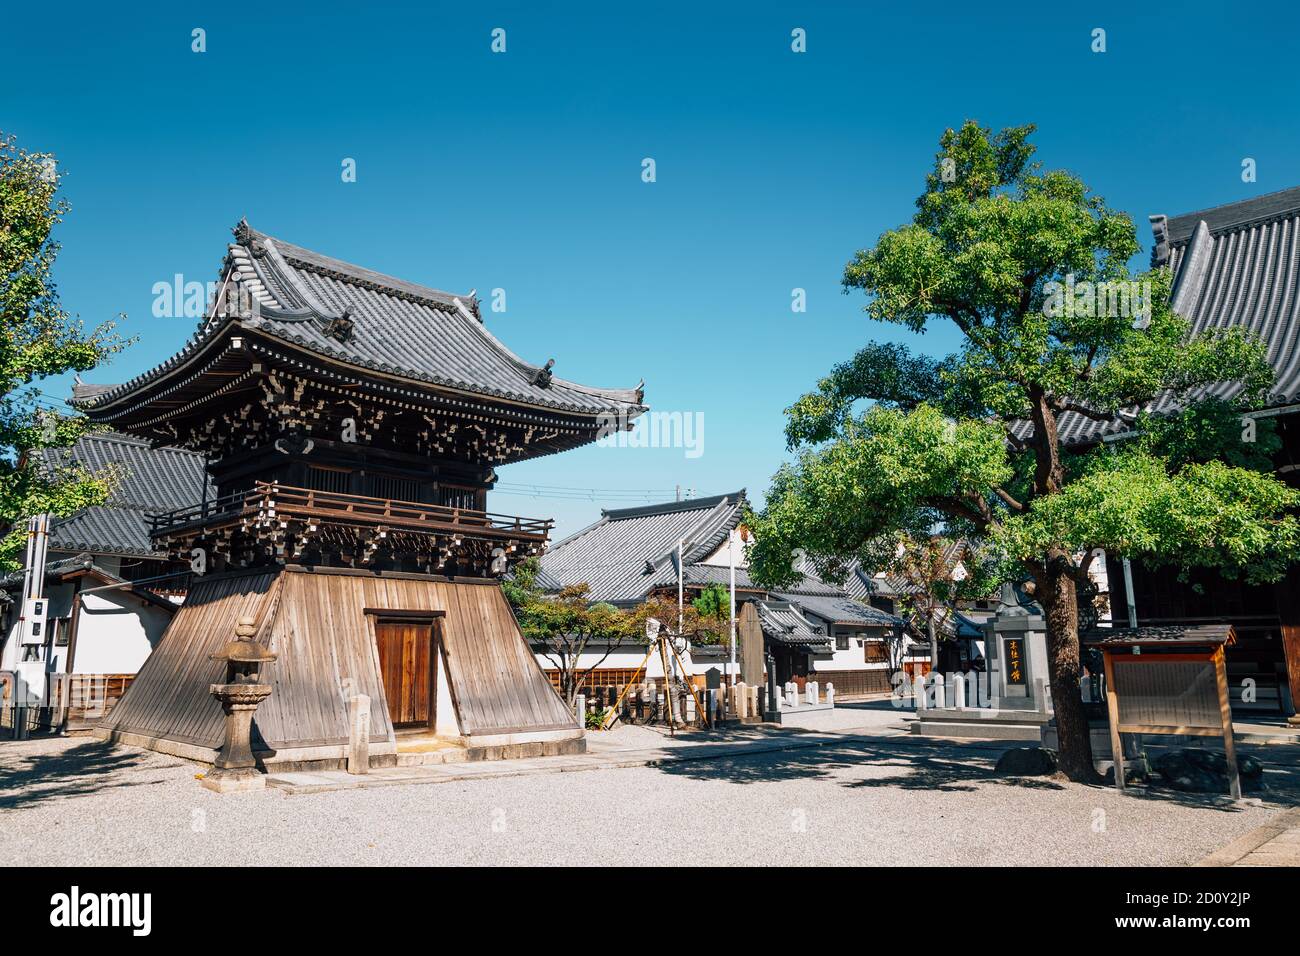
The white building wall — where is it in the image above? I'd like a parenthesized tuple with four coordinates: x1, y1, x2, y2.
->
(696, 535, 748, 569)
(533, 645, 670, 679)
(532, 643, 732, 681)
(67, 590, 171, 675)
(1, 582, 173, 707)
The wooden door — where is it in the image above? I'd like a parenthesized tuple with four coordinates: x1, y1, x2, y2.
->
(375, 620, 436, 728)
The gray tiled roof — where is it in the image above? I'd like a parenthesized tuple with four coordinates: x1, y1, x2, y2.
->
(539, 492, 748, 603)
(1046, 186, 1300, 446)
(772, 591, 902, 629)
(794, 540, 974, 601)
(0, 553, 114, 590)
(1082, 623, 1234, 647)
(649, 563, 844, 597)
(36, 432, 210, 557)
(78, 222, 645, 420)
(755, 601, 831, 648)
(540, 491, 863, 613)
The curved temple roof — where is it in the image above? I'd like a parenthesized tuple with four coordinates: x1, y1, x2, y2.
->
(1046, 185, 1300, 447)
(76, 220, 646, 421)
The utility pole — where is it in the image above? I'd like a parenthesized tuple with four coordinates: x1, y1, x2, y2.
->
(728, 529, 737, 687)
(677, 539, 684, 635)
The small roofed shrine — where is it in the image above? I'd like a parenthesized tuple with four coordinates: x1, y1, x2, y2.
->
(77, 221, 646, 769)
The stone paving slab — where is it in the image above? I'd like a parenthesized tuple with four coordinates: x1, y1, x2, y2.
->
(1196, 805, 1300, 866)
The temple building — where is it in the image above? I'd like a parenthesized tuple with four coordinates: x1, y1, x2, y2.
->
(1057, 187, 1300, 720)
(76, 220, 646, 768)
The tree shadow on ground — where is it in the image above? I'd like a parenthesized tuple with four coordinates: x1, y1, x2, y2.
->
(0, 740, 179, 811)
(653, 733, 1300, 811)
(656, 735, 1062, 793)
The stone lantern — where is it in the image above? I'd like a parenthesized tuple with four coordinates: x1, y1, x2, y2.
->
(200, 615, 277, 793)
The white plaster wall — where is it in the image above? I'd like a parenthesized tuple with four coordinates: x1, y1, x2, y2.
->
(68, 591, 171, 675)
(533, 645, 670, 678)
(1, 582, 79, 706)
(1088, 548, 1112, 625)
(696, 534, 748, 569)
(531, 642, 745, 680)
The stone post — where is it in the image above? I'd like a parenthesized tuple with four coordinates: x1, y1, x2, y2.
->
(825, 683, 835, 708)
(952, 673, 966, 711)
(347, 694, 370, 774)
(765, 652, 779, 720)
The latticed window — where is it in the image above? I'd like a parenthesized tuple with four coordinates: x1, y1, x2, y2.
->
(438, 484, 479, 511)
(864, 641, 889, 663)
(367, 473, 421, 502)
(306, 465, 350, 494)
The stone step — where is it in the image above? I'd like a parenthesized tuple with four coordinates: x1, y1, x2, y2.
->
(918, 707, 1052, 724)
(394, 745, 469, 766)
(910, 720, 1044, 741)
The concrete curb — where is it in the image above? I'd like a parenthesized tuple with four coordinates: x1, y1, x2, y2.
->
(1194, 805, 1300, 866)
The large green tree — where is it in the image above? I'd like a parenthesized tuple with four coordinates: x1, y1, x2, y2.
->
(747, 122, 1300, 781)
(0, 132, 127, 569)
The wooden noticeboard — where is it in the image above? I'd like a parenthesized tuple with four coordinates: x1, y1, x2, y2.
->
(1091, 625, 1241, 799)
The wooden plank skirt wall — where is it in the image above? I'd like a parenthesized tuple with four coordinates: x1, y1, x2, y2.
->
(799, 669, 892, 697)
(100, 567, 577, 755)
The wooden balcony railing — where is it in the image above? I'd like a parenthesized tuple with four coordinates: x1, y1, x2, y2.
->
(147, 481, 553, 543)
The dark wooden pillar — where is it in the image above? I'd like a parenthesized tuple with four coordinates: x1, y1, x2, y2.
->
(1277, 566, 1300, 721)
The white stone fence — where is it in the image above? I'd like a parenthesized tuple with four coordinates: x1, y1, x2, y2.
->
(571, 676, 837, 729)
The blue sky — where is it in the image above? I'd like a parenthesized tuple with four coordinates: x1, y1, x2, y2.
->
(4, 1, 1299, 536)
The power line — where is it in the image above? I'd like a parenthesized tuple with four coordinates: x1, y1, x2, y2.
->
(493, 483, 712, 504)
(497, 481, 689, 494)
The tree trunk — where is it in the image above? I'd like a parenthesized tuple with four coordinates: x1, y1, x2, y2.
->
(1037, 563, 1098, 782)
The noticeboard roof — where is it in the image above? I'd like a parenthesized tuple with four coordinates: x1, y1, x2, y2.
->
(1081, 623, 1237, 648)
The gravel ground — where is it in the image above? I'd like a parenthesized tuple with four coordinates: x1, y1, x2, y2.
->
(586, 698, 912, 755)
(4, 710, 1297, 867)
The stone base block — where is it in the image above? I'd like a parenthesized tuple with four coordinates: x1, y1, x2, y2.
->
(199, 769, 266, 793)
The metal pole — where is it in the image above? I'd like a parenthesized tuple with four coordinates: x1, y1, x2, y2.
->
(927, 615, 938, 675)
(766, 650, 778, 720)
(728, 530, 737, 687)
(677, 539, 684, 635)
(1121, 557, 1138, 628)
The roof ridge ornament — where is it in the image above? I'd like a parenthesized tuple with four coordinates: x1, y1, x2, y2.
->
(1149, 214, 1170, 268)
(322, 307, 355, 343)
(532, 358, 555, 388)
